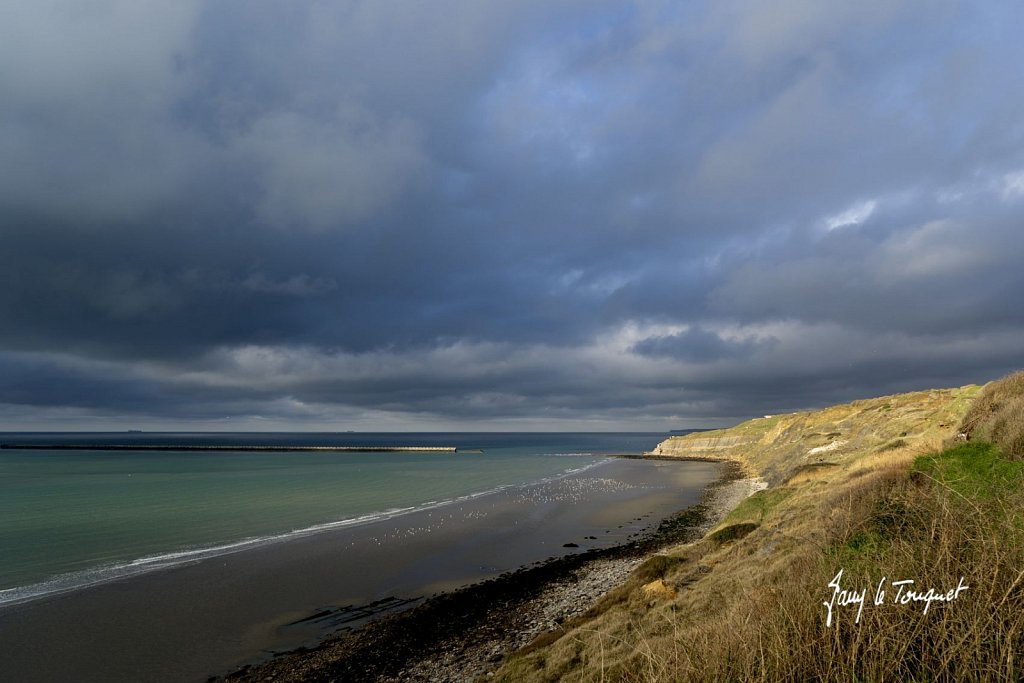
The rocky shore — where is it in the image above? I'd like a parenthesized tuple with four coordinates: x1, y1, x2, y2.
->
(222, 462, 756, 683)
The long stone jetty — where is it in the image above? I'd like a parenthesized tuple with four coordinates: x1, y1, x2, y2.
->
(0, 444, 458, 453)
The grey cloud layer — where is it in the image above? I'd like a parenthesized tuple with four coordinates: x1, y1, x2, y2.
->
(2, 1, 1023, 429)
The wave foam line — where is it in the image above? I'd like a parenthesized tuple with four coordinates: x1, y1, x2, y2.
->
(0, 456, 612, 608)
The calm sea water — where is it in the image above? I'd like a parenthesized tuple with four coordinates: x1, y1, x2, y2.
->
(0, 432, 667, 604)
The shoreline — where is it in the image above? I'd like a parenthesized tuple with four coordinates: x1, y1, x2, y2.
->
(221, 461, 756, 682)
(0, 456, 722, 683)
(0, 460, 608, 610)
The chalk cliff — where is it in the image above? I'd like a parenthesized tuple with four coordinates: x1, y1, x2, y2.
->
(648, 386, 979, 484)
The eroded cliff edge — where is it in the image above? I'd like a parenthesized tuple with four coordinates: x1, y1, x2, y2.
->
(647, 386, 979, 484)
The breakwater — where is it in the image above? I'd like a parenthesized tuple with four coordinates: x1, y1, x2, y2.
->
(0, 444, 458, 453)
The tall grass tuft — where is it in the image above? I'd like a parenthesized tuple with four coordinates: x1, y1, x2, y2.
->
(960, 370, 1024, 458)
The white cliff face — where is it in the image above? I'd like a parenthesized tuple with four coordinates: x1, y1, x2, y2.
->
(808, 440, 847, 455)
(646, 386, 978, 485)
(649, 435, 753, 456)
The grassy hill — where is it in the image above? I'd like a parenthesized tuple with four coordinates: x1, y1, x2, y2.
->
(649, 385, 979, 483)
(497, 375, 1024, 682)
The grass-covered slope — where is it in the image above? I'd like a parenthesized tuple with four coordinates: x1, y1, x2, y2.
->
(960, 371, 1024, 458)
(649, 385, 980, 483)
(498, 375, 1024, 682)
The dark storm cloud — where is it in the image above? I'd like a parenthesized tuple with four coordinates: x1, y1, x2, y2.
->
(632, 327, 776, 363)
(2, 1, 1024, 429)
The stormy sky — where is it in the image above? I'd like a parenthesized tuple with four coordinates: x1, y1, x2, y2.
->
(2, 1, 1023, 431)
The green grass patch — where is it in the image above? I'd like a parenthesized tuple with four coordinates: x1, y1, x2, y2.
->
(834, 441, 1023, 568)
(814, 439, 1024, 680)
(722, 488, 792, 525)
(825, 497, 910, 572)
(709, 522, 758, 545)
(825, 529, 891, 577)
(633, 554, 686, 583)
(913, 441, 1024, 499)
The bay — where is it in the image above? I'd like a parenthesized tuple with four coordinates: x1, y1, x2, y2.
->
(0, 432, 665, 601)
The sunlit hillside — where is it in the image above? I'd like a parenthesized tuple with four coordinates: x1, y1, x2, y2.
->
(500, 375, 1024, 682)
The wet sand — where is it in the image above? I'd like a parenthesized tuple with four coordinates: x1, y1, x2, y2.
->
(0, 458, 724, 683)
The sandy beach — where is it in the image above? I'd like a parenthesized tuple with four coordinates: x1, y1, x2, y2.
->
(0, 457, 725, 682)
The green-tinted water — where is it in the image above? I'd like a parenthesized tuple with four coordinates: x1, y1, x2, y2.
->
(0, 432, 665, 601)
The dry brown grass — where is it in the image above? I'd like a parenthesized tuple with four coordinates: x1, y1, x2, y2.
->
(501, 445, 1024, 682)
(497, 377, 1024, 683)
(653, 385, 980, 484)
(961, 370, 1024, 458)
(662, 446, 1024, 682)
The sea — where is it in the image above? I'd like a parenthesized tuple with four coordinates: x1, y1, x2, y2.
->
(0, 431, 669, 606)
